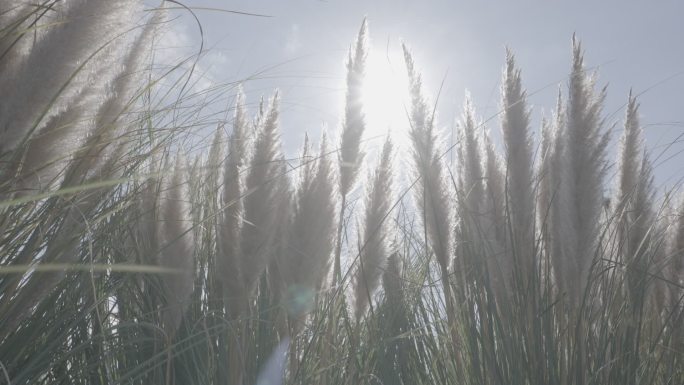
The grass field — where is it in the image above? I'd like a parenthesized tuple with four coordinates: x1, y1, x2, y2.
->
(0, 2, 682, 385)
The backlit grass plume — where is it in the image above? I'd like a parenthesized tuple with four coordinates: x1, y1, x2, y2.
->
(353, 135, 394, 320)
(456, 97, 508, 294)
(615, 92, 656, 309)
(157, 154, 196, 336)
(402, 44, 453, 275)
(402, 43, 458, 356)
(0, 0, 141, 175)
(540, 89, 567, 295)
(616, 92, 645, 216)
(218, 88, 249, 317)
(4, 1, 144, 196)
(552, 37, 610, 308)
(338, 17, 368, 197)
(266, 159, 294, 334)
(283, 132, 337, 329)
(0, 1, 35, 74)
(241, 92, 283, 294)
(483, 130, 510, 297)
(64, 9, 163, 187)
(335, 18, 368, 283)
(500, 50, 535, 279)
(456, 95, 485, 218)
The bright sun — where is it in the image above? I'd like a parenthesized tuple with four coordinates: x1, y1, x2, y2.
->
(361, 46, 409, 144)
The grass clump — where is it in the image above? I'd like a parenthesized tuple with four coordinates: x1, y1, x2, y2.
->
(0, 4, 682, 385)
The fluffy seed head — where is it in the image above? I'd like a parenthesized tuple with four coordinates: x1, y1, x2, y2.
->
(457, 95, 485, 216)
(157, 154, 196, 336)
(500, 50, 535, 274)
(241, 92, 283, 293)
(338, 18, 368, 197)
(217, 89, 250, 317)
(354, 135, 394, 320)
(402, 44, 453, 271)
(283, 132, 337, 322)
(553, 37, 609, 308)
(0, 0, 141, 156)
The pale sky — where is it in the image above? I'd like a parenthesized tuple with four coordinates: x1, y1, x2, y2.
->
(156, 0, 684, 190)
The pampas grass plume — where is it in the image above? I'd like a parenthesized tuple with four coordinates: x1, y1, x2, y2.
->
(157, 153, 196, 336)
(0, 0, 141, 155)
(283, 131, 337, 323)
(483, 131, 510, 296)
(500, 50, 535, 274)
(616, 92, 656, 308)
(457, 95, 485, 216)
(241, 91, 282, 293)
(402, 43, 453, 272)
(66, 9, 164, 185)
(338, 17, 368, 197)
(354, 134, 394, 320)
(218, 88, 249, 317)
(334, 18, 368, 284)
(553, 37, 610, 307)
(403, 44, 461, 357)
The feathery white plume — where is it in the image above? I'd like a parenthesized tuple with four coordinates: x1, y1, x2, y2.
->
(483, 132, 510, 296)
(554, 37, 610, 307)
(354, 135, 394, 320)
(84, 9, 163, 179)
(0, 1, 65, 97)
(334, 18, 368, 283)
(541, 90, 568, 296)
(538, 115, 555, 244)
(403, 44, 460, 352)
(206, 126, 224, 191)
(64, 10, 163, 186)
(218, 88, 249, 317)
(267, 161, 293, 307)
(241, 92, 283, 293)
(4, 0, 144, 193)
(283, 132, 337, 324)
(338, 17, 368, 196)
(457, 95, 485, 217)
(157, 154, 196, 336)
(616, 92, 644, 213)
(456, 98, 509, 293)
(402, 44, 453, 272)
(0, 0, 141, 155)
(615, 92, 656, 308)
(500, 50, 535, 275)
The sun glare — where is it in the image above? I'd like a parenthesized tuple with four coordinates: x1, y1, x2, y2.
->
(361, 47, 409, 144)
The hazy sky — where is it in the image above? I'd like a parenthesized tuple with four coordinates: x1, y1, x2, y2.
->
(158, 0, 684, 190)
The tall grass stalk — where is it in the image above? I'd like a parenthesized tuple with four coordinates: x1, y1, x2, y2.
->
(217, 88, 249, 319)
(353, 134, 394, 321)
(241, 92, 282, 295)
(553, 37, 610, 311)
(402, 43, 460, 369)
(500, 50, 535, 284)
(334, 18, 368, 284)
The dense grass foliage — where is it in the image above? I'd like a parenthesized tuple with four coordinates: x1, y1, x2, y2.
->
(1, 3, 682, 385)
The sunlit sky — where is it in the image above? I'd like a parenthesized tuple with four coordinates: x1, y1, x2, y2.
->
(156, 0, 684, 190)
